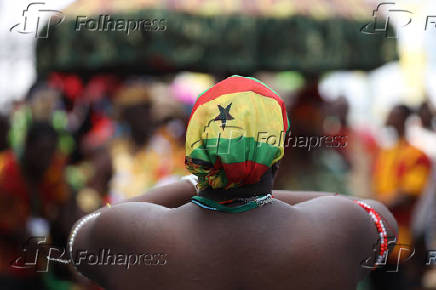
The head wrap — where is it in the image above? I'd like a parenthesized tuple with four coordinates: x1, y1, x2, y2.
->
(185, 75, 290, 190)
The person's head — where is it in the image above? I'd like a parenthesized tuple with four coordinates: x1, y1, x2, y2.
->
(185, 76, 289, 193)
(386, 104, 412, 137)
(115, 82, 153, 146)
(22, 122, 59, 180)
(418, 100, 434, 130)
(120, 103, 153, 145)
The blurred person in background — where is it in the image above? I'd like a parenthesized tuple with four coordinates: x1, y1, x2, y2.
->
(371, 104, 432, 290)
(275, 82, 349, 194)
(323, 96, 352, 167)
(409, 100, 436, 288)
(65, 75, 117, 217)
(274, 81, 325, 190)
(110, 80, 186, 202)
(150, 81, 189, 185)
(408, 100, 436, 157)
(46, 73, 118, 289)
(324, 96, 378, 198)
(0, 121, 69, 290)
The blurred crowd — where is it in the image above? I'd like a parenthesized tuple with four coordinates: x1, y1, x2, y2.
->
(0, 73, 435, 290)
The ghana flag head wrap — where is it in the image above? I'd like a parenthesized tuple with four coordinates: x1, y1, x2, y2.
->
(185, 75, 290, 190)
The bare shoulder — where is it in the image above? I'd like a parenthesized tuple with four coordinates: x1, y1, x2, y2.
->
(296, 196, 397, 240)
(70, 202, 171, 286)
(293, 196, 389, 275)
(96, 202, 171, 234)
(294, 196, 375, 238)
(82, 202, 171, 251)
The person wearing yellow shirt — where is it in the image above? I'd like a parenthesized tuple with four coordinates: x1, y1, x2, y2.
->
(372, 104, 432, 290)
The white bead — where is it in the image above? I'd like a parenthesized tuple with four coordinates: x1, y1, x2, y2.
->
(68, 212, 101, 268)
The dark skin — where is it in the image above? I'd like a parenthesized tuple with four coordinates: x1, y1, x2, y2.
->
(22, 136, 58, 183)
(418, 101, 434, 130)
(71, 178, 398, 290)
(120, 103, 153, 148)
(385, 105, 408, 141)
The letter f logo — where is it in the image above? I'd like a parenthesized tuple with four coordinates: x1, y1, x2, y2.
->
(10, 2, 64, 38)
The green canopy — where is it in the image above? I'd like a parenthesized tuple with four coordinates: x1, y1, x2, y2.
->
(36, 9, 397, 76)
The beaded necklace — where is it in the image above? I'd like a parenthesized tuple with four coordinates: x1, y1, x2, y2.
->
(191, 194, 273, 213)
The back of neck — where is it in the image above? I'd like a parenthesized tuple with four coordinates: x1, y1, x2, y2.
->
(198, 169, 273, 202)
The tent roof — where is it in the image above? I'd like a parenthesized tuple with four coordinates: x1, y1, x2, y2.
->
(64, 0, 374, 20)
(36, 10, 397, 76)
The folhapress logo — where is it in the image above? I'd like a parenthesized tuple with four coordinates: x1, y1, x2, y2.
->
(10, 2, 65, 38)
